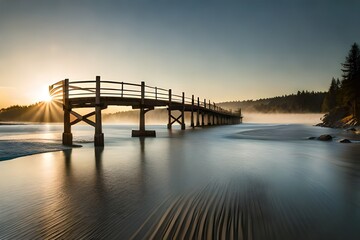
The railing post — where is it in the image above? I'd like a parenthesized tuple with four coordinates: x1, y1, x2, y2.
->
(196, 97, 200, 127)
(121, 82, 124, 98)
(167, 89, 172, 129)
(181, 92, 185, 130)
(62, 78, 72, 146)
(141, 81, 145, 105)
(94, 76, 104, 146)
(191, 95, 194, 128)
(155, 87, 157, 100)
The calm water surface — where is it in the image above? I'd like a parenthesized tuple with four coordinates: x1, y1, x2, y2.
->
(0, 124, 359, 239)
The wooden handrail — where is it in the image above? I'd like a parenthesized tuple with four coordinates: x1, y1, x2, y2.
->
(49, 78, 239, 116)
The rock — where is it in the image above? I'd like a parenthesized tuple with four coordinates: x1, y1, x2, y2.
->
(339, 139, 351, 143)
(308, 137, 316, 140)
(347, 127, 356, 132)
(318, 134, 333, 141)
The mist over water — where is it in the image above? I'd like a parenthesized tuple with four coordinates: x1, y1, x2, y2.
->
(0, 121, 359, 239)
(242, 113, 324, 124)
(103, 111, 324, 125)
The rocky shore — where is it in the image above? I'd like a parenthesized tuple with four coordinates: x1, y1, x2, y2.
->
(316, 107, 359, 128)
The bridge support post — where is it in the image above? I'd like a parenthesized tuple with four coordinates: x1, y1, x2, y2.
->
(132, 108, 155, 137)
(208, 100, 211, 126)
(191, 95, 194, 128)
(167, 89, 172, 129)
(212, 103, 216, 125)
(62, 78, 73, 146)
(181, 92, 185, 130)
(167, 90, 186, 130)
(196, 97, 200, 127)
(201, 99, 205, 126)
(94, 76, 104, 146)
(132, 81, 156, 137)
(239, 108, 242, 123)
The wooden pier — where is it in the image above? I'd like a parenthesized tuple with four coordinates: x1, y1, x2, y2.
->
(49, 76, 242, 146)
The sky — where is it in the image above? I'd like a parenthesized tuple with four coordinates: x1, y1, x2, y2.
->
(0, 0, 359, 108)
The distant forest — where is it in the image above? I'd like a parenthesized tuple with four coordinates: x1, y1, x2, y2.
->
(0, 102, 63, 122)
(218, 91, 326, 113)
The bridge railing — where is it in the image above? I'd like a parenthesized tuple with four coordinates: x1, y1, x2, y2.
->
(49, 78, 236, 115)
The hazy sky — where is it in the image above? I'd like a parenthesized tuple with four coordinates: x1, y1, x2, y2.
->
(0, 0, 359, 108)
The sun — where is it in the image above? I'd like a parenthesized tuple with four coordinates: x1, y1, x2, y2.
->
(44, 94, 53, 103)
(40, 91, 53, 103)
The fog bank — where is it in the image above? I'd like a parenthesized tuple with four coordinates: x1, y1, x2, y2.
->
(242, 113, 323, 125)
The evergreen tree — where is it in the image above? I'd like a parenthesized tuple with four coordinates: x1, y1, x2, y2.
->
(341, 43, 360, 119)
(322, 78, 340, 112)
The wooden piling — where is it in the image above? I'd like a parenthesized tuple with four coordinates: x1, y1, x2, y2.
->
(94, 76, 104, 146)
(196, 97, 200, 127)
(167, 89, 172, 129)
(201, 99, 205, 126)
(191, 95, 194, 128)
(208, 100, 211, 125)
(139, 81, 145, 132)
(213, 102, 216, 125)
(62, 78, 73, 146)
(132, 81, 156, 137)
(181, 92, 185, 130)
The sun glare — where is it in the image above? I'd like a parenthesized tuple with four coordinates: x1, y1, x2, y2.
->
(42, 92, 53, 103)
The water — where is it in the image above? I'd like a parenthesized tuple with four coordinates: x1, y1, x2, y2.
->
(0, 124, 359, 239)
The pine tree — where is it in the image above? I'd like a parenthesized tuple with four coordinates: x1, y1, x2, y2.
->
(322, 78, 341, 112)
(341, 43, 360, 120)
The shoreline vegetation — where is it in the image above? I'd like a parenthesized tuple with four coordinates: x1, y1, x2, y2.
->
(316, 43, 360, 128)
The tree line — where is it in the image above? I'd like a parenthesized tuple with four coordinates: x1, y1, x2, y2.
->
(218, 91, 326, 113)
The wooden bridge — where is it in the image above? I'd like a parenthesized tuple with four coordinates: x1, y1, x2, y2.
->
(49, 76, 242, 146)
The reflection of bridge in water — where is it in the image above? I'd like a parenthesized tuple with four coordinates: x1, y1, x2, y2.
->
(49, 76, 242, 146)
